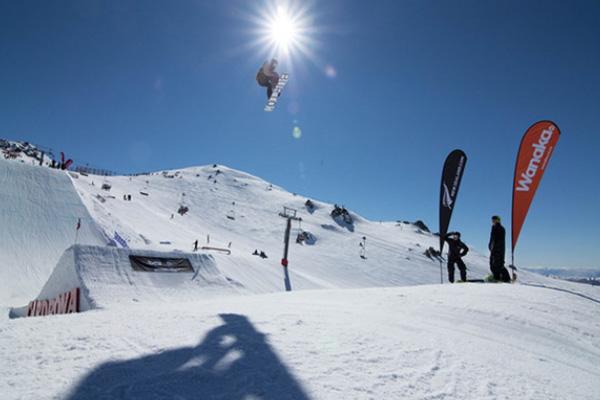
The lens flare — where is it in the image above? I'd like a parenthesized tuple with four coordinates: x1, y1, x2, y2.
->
(293, 126, 302, 139)
(270, 7, 297, 53)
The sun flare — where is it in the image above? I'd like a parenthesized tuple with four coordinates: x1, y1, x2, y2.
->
(270, 7, 298, 53)
(239, 1, 319, 70)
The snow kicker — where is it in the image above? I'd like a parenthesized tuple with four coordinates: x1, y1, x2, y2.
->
(9, 245, 241, 318)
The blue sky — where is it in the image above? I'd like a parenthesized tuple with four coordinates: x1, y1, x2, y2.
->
(1, 0, 599, 268)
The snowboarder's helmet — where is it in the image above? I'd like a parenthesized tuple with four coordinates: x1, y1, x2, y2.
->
(491, 215, 501, 222)
(271, 58, 278, 66)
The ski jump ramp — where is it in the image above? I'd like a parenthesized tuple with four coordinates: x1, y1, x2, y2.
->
(10, 245, 241, 318)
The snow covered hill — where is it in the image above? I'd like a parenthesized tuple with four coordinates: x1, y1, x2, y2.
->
(0, 139, 54, 167)
(68, 163, 494, 293)
(1, 148, 600, 399)
(1, 154, 497, 310)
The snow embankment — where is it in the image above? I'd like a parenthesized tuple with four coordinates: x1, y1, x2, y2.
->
(9, 245, 244, 317)
(0, 159, 107, 306)
(2, 284, 599, 400)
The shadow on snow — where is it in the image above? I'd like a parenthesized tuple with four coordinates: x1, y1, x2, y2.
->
(66, 313, 311, 400)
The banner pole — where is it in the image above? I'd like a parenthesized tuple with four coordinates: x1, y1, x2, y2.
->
(439, 149, 467, 285)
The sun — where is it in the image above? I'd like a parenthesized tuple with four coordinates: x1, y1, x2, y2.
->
(238, 1, 319, 69)
(269, 7, 298, 53)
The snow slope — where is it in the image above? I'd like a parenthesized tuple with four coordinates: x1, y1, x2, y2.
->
(2, 158, 599, 309)
(0, 159, 107, 305)
(68, 163, 600, 297)
(2, 155, 600, 399)
(69, 164, 494, 292)
(2, 284, 600, 399)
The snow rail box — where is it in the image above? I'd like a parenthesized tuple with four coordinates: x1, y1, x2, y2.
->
(9, 245, 239, 318)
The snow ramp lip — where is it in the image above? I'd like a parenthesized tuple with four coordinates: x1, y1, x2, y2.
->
(9, 245, 241, 318)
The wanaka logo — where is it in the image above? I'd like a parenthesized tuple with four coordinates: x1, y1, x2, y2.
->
(27, 288, 80, 317)
(516, 125, 556, 192)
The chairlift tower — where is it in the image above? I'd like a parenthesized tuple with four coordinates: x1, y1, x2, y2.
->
(279, 207, 302, 292)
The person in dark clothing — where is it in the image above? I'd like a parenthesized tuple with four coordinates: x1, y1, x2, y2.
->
(489, 216, 511, 282)
(193, 240, 198, 252)
(443, 232, 469, 282)
(256, 58, 280, 98)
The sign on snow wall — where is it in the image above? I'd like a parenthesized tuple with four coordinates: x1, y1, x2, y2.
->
(27, 288, 80, 317)
(129, 255, 193, 272)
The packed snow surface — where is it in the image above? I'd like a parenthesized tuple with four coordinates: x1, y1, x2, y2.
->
(3, 285, 600, 399)
(1, 155, 600, 399)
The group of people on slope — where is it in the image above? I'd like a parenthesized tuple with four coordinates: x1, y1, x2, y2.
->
(443, 215, 513, 283)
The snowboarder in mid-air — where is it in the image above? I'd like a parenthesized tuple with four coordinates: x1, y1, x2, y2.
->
(256, 58, 280, 98)
(257, 58, 289, 111)
(443, 231, 469, 282)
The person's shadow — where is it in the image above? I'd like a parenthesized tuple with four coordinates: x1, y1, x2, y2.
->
(66, 314, 311, 400)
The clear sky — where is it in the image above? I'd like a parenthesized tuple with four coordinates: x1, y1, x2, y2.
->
(1, 0, 599, 268)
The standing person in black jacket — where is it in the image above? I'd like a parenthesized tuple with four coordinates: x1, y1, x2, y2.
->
(489, 216, 511, 282)
(443, 232, 469, 282)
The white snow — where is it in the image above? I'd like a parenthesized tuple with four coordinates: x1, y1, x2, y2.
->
(0, 159, 107, 305)
(2, 285, 600, 399)
(1, 153, 600, 399)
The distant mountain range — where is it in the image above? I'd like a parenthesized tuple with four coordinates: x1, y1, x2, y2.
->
(525, 267, 600, 286)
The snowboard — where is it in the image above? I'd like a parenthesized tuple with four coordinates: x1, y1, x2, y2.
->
(264, 73, 288, 112)
(484, 274, 515, 283)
